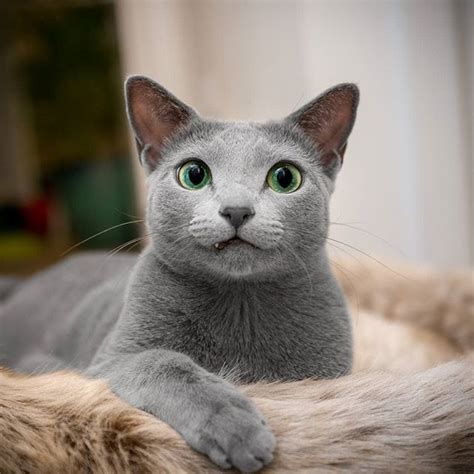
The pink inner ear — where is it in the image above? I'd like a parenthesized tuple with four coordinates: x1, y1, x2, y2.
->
(296, 86, 358, 171)
(126, 77, 194, 172)
(131, 90, 185, 149)
(127, 77, 191, 148)
(317, 113, 350, 154)
(135, 107, 182, 170)
(133, 100, 159, 147)
(300, 98, 353, 153)
(315, 111, 350, 169)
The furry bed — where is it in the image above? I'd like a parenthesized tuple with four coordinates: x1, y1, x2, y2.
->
(0, 257, 473, 473)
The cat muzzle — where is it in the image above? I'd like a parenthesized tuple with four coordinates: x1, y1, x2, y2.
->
(214, 237, 256, 251)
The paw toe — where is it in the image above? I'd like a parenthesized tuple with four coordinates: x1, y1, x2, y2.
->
(231, 452, 264, 473)
(208, 446, 232, 470)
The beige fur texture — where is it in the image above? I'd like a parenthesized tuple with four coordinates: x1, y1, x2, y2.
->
(0, 258, 473, 473)
(352, 309, 461, 372)
(334, 258, 474, 352)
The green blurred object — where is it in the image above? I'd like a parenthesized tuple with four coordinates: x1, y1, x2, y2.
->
(0, 233, 45, 262)
(10, 2, 128, 170)
(57, 158, 139, 249)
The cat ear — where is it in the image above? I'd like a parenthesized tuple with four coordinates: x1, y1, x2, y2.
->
(125, 76, 196, 174)
(286, 83, 359, 179)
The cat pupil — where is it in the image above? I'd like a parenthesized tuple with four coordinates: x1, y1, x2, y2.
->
(276, 167, 292, 188)
(188, 165, 204, 185)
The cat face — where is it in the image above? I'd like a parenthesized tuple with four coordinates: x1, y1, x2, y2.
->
(126, 77, 359, 278)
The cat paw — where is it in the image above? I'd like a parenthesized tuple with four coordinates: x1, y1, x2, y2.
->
(183, 393, 275, 472)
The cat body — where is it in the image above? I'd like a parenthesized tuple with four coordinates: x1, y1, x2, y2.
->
(94, 246, 351, 381)
(0, 77, 359, 472)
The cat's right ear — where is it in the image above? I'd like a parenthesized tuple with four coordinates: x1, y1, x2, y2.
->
(125, 76, 196, 174)
(285, 83, 359, 180)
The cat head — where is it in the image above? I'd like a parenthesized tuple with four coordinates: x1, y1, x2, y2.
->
(125, 76, 359, 278)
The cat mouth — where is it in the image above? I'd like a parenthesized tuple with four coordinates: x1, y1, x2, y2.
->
(213, 237, 256, 251)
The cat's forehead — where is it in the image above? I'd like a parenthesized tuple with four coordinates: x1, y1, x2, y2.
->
(170, 121, 309, 169)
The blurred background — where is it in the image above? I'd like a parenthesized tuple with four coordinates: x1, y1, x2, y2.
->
(0, 0, 472, 275)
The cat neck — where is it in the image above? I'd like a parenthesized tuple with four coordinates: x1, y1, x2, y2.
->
(114, 244, 351, 381)
(148, 244, 334, 297)
(125, 244, 344, 329)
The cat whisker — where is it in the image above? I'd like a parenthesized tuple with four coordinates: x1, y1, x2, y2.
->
(326, 237, 412, 281)
(281, 225, 322, 238)
(157, 222, 193, 233)
(280, 241, 314, 296)
(327, 240, 367, 268)
(327, 252, 361, 319)
(61, 219, 144, 256)
(280, 223, 411, 281)
(106, 236, 148, 259)
(113, 208, 143, 220)
(330, 221, 405, 257)
(167, 232, 193, 248)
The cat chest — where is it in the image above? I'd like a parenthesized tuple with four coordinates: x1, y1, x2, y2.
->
(161, 305, 324, 382)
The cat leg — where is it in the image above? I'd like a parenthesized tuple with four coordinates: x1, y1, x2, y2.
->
(87, 349, 275, 473)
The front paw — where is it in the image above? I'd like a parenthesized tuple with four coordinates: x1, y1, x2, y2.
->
(183, 390, 275, 472)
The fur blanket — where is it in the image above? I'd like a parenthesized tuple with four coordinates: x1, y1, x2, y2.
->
(0, 258, 473, 473)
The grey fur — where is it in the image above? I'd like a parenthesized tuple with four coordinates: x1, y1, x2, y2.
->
(0, 76, 359, 472)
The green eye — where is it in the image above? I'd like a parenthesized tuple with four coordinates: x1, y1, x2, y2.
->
(178, 160, 211, 190)
(266, 163, 302, 193)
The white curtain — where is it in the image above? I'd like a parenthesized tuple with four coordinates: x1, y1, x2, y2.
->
(116, 0, 473, 267)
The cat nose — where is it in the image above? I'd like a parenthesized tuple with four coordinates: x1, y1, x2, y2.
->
(219, 206, 254, 229)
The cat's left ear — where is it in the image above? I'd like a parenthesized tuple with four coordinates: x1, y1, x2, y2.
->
(286, 83, 359, 179)
(125, 76, 197, 174)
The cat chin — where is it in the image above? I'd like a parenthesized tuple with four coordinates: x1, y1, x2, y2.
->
(202, 246, 281, 279)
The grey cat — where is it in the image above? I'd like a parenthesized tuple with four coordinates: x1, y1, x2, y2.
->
(0, 76, 359, 472)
